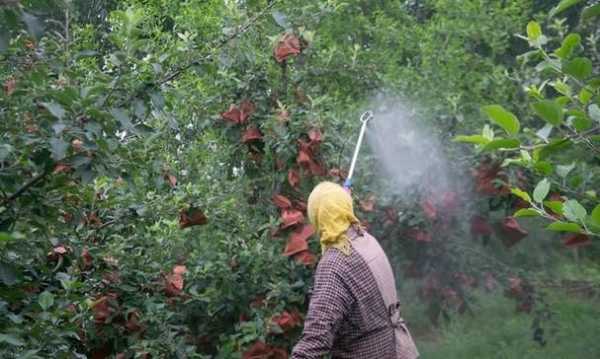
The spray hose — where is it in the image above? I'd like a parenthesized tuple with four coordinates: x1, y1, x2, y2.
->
(343, 110, 374, 189)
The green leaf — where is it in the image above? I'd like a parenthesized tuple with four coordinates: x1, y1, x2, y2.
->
(556, 96, 570, 107)
(544, 201, 564, 215)
(54, 87, 79, 106)
(524, 21, 547, 48)
(591, 204, 600, 226)
(537, 139, 572, 159)
(52, 122, 66, 135)
(0, 144, 13, 162)
(0, 233, 13, 242)
(526, 21, 542, 41)
(511, 188, 531, 203)
(551, 80, 572, 96)
(533, 178, 550, 203)
(483, 138, 520, 151)
(482, 105, 520, 135)
(535, 124, 553, 142)
(572, 114, 592, 131)
(49, 138, 69, 161)
(563, 199, 587, 222)
(534, 161, 553, 176)
(0, 333, 24, 347)
(0, 261, 18, 286)
(589, 77, 600, 89)
(41, 102, 66, 120)
(582, 4, 600, 21)
(585, 191, 597, 199)
(532, 100, 563, 125)
(271, 10, 290, 29)
(569, 175, 584, 188)
(270, 323, 284, 335)
(38, 291, 54, 311)
(569, 108, 588, 120)
(579, 88, 592, 104)
(550, 0, 584, 17)
(110, 108, 135, 132)
(6, 313, 23, 324)
(502, 157, 526, 167)
(514, 208, 541, 218)
(546, 221, 583, 233)
(555, 33, 581, 59)
(453, 135, 491, 145)
(520, 149, 532, 162)
(21, 11, 43, 38)
(564, 57, 593, 80)
(556, 162, 575, 178)
(482, 124, 494, 140)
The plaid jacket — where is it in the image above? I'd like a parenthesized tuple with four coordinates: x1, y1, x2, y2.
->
(291, 229, 418, 359)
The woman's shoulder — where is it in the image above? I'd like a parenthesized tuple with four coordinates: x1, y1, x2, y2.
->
(318, 248, 352, 271)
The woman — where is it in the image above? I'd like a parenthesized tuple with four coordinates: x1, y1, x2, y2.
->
(291, 182, 419, 359)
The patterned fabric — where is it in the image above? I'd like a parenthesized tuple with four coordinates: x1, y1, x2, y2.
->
(291, 228, 415, 358)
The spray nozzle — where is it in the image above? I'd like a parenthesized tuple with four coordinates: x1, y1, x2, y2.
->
(344, 110, 374, 189)
(360, 110, 374, 124)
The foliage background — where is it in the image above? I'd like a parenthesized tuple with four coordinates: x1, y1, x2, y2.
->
(1, 0, 599, 358)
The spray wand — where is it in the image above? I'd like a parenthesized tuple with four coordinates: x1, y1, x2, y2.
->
(343, 110, 374, 189)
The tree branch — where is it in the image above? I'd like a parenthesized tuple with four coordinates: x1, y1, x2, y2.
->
(111, 1, 280, 109)
(1, 170, 50, 205)
(519, 126, 600, 151)
(159, 0, 280, 86)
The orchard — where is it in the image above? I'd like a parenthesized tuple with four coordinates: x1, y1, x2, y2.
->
(1, 0, 600, 358)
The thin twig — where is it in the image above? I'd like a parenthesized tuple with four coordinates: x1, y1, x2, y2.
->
(519, 126, 600, 151)
(97, 219, 116, 230)
(1, 170, 50, 205)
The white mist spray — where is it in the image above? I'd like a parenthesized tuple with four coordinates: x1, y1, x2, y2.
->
(365, 98, 452, 199)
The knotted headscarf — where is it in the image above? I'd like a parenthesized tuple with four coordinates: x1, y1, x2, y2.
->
(307, 181, 360, 255)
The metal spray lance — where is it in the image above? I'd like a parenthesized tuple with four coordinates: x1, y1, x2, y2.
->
(343, 110, 374, 189)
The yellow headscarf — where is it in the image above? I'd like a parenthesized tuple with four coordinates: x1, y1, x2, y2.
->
(307, 181, 360, 255)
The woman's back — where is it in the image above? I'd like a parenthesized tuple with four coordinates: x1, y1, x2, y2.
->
(292, 229, 418, 359)
(293, 181, 418, 358)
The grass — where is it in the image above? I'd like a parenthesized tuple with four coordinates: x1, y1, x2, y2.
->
(391, 228, 600, 358)
(413, 290, 600, 359)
